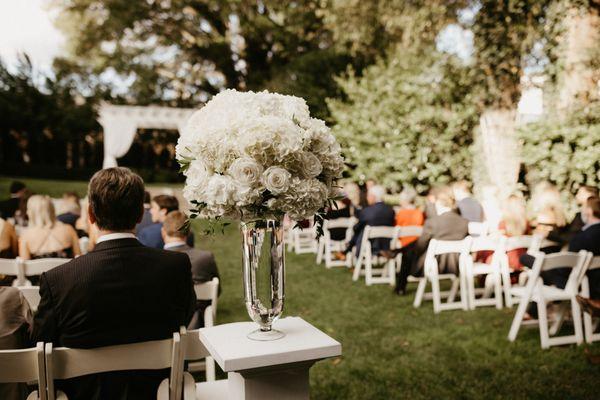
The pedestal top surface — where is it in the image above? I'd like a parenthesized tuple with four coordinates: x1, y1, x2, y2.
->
(198, 317, 342, 372)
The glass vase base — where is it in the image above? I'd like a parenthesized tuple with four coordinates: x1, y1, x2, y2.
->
(247, 329, 286, 341)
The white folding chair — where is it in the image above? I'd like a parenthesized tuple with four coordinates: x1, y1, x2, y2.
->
(500, 235, 538, 307)
(290, 225, 318, 254)
(413, 238, 472, 313)
(17, 286, 41, 312)
(194, 278, 219, 322)
(468, 222, 489, 237)
(317, 218, 355, 268)
(188, 280, 219, 377)
(352, 226, 398, 286)
(18, 258, 71, 287)
(464, 236, 504, 310)
(507, 251, 588, 349)
(0, 342, 46, 400)
(393, 225, 423, 271)
(578, 255, 600, 343)
(78, 237, 90, 255)
(0, 258, 19, 286)
(45, 334, 182, 400)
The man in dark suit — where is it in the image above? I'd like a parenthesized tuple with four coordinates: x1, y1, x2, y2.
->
(162, 210, 220, 329)
(395, 186, 469, 294)
(543, 196, 600, 298)
(32, 167, 196, 400)
(138, 194, 194, 249)
(0, 181, 26, 220)
(337, 185, 395, 260)
(547, 185, 598, 248)
(135, 191, 153, 235)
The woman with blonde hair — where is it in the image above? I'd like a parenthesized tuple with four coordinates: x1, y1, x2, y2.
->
(18, 195, 81, 260)
(497, 194, 531, 271)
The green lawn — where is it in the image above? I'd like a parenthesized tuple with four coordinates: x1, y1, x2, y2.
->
(1, 176, 598, 399)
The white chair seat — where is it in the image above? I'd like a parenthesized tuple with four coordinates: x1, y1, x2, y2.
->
(510, 285, 574, 302)
(472, 262, 497, 275)
(196, 380, 229, 400)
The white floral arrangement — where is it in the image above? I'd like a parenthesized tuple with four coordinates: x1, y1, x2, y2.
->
(176, 89, 344, 225)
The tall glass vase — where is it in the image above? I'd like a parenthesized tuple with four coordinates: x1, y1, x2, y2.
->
(240, 219, 286, 341)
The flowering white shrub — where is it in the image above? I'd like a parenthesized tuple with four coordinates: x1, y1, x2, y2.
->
(177, 89, 344, 222)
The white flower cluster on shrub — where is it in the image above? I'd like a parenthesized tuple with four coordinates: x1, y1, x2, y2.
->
(177, 89, 344, 221)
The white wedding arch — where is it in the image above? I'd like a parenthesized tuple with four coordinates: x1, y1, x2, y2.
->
(98, 103, 196, 168)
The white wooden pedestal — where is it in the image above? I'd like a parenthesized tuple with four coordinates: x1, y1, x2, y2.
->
(197, 317, 342, 400)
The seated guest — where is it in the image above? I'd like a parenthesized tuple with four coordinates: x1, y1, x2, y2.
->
(13, 189, 32, 227)
(0, 181, 26, 220)
(325, 197, 354, 241)
(530, 182, 567, 252)
(0, 217, 18, 258)
(541, 197, 600, 297)
(424, 186, 439, 220)
(56, 192, 81, 229)
(0, 287, 33, 400)
(547, 185, 598, 248)
(162, 211, 220, 329)
(498, 194, 530, 271)
(337, 185, 395, 260)
(452, 180, 483, 222)
(135, 191, 153, 235)
(138, 194, 194, 249)
(19, 195, 81, 260)
(32, 167, 196, 400)
(394, 187, 424, 247)
(396, 186, 468, 294)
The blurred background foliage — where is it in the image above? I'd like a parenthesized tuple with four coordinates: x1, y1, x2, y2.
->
(0, 0, 598, 192)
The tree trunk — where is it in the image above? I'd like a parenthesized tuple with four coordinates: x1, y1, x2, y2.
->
(558, 8, 600, 110)
(473, 108, 519, 200)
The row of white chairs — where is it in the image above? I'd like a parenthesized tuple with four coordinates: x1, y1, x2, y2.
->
(2, 277, 221, 400)
(0, 258, 70, 287)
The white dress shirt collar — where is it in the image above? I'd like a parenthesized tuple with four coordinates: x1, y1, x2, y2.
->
(164, 241, 187, 250)
(96, 232, 137, 244)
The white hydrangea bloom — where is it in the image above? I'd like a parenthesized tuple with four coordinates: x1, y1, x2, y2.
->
(177, 89, 344, 221)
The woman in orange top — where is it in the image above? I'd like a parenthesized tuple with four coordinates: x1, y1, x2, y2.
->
(395, 187, 424, 247)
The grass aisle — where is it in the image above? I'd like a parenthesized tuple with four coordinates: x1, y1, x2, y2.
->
(200, 224, 598, 400)
(2, 177, 598, 399)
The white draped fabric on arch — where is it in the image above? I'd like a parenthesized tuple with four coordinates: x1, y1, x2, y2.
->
(98, 103, 196, 168)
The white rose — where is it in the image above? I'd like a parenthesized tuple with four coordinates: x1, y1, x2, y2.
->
(261, 166, 292, 194)
(228, 157, 263, 187)
(185, 160, 209, 183)
(205, 175, 237, 205)
(299, 152, 323, 178)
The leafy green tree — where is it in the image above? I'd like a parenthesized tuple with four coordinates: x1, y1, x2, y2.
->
(328, 51, 478, 192)
(49, 0, 349, 117)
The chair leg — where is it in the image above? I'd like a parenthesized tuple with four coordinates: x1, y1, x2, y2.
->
(467, 273, 476, 310)
(508, 297, 529, 342)
(501, 264, 513, 308)
(494, 273, 503, 310)
(549, 303, 567, 336)
(537, 300, 550, 349)
(459, 272, 468, 311)
(432, 277, 442, 314)
(388, 261, 395, 286)
(447, 277, 459, 304)
(316, 240, 324, 265)
(571, 297, 584, 345)
(413, 278, 427, 308)
(352, 252, 363, 282)
(365, 257, 372, 286)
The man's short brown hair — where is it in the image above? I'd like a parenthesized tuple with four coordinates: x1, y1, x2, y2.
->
(587, 196, 600, 219)
(153, 195, 179, 213)
(88, 167, 145, 231)
(163, 211, 189, 238)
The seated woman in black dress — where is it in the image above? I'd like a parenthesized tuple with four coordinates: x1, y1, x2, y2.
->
(325, 198, 354, 241)
(18, 195, 81, 260)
